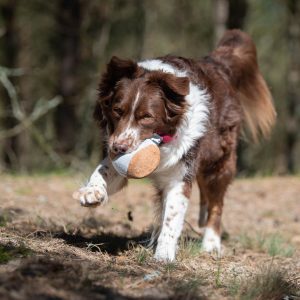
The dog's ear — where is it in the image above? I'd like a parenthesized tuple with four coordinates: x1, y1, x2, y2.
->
(158, 73, 190, 98)
(99, 56, 137, 99)
(150, 72, 189, 120)
(95, 57, 137, 128)
(107, 56, 137, 78)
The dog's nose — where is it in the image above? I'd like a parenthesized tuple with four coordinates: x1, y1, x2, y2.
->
(112, 143, 129, 154)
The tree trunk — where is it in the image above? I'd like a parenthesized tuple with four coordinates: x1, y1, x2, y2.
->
(226, 0, 248, 30)
(285, 0, 300, 173)
(213, 0, 248, 43)
(134, 0, 146, 60)
(0, 0, 20, 170)
(54, 0, 81, 155)
(213, 0, 229, 44)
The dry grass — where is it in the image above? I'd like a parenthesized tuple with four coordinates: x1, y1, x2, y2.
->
(228, 263, 299, 300)
(0, 175, 300, 299)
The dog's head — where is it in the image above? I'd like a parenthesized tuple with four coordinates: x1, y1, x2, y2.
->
(94, 56, 189, 155)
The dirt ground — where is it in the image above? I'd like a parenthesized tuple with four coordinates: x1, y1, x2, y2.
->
(0, 174, 299, 299)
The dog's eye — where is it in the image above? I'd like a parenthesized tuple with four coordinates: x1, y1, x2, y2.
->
(113, 107, 123, 118)
(141, 113, 153, 119)
(139, 114, 154, 126)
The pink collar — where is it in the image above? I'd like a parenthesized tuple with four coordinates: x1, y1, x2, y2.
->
(156, 133, 174, 144)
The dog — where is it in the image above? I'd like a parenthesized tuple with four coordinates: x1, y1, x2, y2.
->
(74, 30, 276, 262)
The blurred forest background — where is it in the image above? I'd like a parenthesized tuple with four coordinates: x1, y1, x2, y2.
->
(0, 0, 299, 175)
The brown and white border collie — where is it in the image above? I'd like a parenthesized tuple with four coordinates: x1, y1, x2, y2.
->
(75, 30, 276, 261)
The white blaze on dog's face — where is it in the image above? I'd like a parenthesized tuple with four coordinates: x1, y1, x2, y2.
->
(109, 85, 142, 154)
(95, 56, 190, 156)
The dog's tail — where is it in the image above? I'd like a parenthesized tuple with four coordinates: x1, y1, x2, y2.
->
(211, 29, 276, 142)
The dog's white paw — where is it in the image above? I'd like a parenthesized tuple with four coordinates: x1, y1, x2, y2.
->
(73, 185, 108, 207)
(202, 227, 221, 255)
(154, 242, 176, 262)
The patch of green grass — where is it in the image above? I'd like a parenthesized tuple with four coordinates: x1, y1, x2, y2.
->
(15, 186, 33, 196)
(238, 232, 294, 257)
(0, 247, 12, 263)
(0, 215, 8, 227)
(0, 208, 23, 228)
(266, 235, 294, 257)
(178, 237, 202, 259)
(215, 258, 223, 288)
(135, 246, 151, 264)
(228, 265, 298, 300)
(164, 262, 178, 275)
(239, 232, 256, 249)
(0, 245, 32, 264)
(130, 245, 151, 265)
(227, 273, 241, 297)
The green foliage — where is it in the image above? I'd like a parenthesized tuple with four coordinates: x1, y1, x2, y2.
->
(0, 247, 12, 263)
(266, 234, 295, 257)
(0, 245, 32, 264)
(0, 208, 14, 227)
(178, 237, 202, 259)
(164, 261, 178, 274)
(0, 215, 7, 227)
(238, 232, 295, 257)
(134, 245, 151, 264)
(215, 258, 223, 288)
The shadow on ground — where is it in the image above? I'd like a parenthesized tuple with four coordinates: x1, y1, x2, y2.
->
(0, 255, 157, 300)
(55, 231, 151, 255)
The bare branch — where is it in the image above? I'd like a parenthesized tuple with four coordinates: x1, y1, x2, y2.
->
(0, 96, 62, 140)
(0, 66, 63, 166)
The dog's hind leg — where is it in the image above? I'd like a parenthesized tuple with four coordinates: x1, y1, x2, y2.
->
(197, 174, 208, 228)
(198, 153, 236, 255)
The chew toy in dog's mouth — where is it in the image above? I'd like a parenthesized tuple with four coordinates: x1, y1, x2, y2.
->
(111, 134, 164, 178)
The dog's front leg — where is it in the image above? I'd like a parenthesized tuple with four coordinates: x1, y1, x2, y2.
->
(74, 157, 127, 207)
(154, 181, 190, 262)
